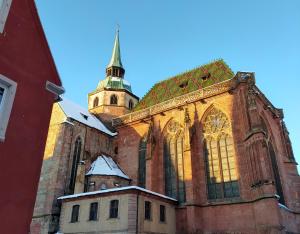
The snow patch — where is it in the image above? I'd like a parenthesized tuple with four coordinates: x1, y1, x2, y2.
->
(58, 98, 116, 136)
(86, 155, 129, 179)
(58, 186, 177, 202)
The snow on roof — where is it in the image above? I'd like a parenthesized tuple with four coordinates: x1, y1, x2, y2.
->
(58, 98, 116, 136)
(58, 186, 177, 202)
(86, 155, 129, 179)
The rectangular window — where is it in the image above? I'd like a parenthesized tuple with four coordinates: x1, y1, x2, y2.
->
(109, 200, 119, 218)
(71, 205, 80, 223)
(0, 0, 12, 33)
(0, 75, 17, 141)
(159, 205, 166, 222)
(144, 201, 151, 220)
(89, 202, 98, 221)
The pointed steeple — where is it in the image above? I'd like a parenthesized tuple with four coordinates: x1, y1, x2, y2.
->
(107, 29, 123, 68)
(106, 29, 125, 78)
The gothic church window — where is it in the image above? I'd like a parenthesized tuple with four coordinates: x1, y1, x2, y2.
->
(138, 137, 147, 188)
(110, 94, 118, 105)
(260, 116, 285, 204)
(164, 120, 186, 203)
(268, 143, 285, 204)
(203, 107, 239, 200)
(69, 137, 82, 194)
(93, 97, 99, 107)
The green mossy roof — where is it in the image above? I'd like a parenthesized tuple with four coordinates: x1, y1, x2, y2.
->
(133, 59, 234, 111)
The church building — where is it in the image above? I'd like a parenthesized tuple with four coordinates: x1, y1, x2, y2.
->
(32, 30, 300, 234)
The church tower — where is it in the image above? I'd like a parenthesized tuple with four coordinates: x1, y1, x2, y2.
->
(88, 30, 139, 122)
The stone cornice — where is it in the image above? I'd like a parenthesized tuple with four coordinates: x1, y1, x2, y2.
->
(112, 76, 241, 127)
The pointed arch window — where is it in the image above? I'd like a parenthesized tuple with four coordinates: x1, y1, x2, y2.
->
(164, 120, 186, 203)
(138, 137, 147, 188)
(69, 137, 82, 194)
(93, 97, 99, 107)
(128, 99, 134, 110)
(268, 143, 285, 204)
(110, 94, 118, 105)
(260, 116, 285, 204)
(203, 108, 239, 200)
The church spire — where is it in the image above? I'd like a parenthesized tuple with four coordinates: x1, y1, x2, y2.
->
(106, 29, 125, 78)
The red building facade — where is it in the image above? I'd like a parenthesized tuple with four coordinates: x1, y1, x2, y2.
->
(0, 0, 64, 233)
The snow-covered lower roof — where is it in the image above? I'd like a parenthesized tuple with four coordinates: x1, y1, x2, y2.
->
(58, 98, 116, 136)
(58, 186, 177, 202)
(86, 155, 129, 179)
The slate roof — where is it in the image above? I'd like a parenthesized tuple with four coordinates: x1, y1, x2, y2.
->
(58, 98, 117, 136)
(133, 59, 234, 111)
(86, 155, 130, 180)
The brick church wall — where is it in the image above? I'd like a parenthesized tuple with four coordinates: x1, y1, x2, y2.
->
(115, 74, 300, 233)
(31, 103, 116, 233)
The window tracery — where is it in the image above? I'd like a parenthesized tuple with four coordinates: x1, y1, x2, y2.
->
(164, 120, 186, 203)
(203, 107, 239, 200)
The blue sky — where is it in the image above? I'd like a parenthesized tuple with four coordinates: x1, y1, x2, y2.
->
(35, 0, 299, 164)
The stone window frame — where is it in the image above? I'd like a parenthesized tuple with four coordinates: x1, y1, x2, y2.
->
(0, 0, 12, 33)
(0, 74, 17, 142)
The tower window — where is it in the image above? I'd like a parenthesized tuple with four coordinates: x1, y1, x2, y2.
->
(93, 97, 99, 107)
(71, 205, 80, 223)
(129, 99, 134, 110)
(109, 200, 119, 218)
(110, 94, 118, 105)
(89, 202, 98, 221)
